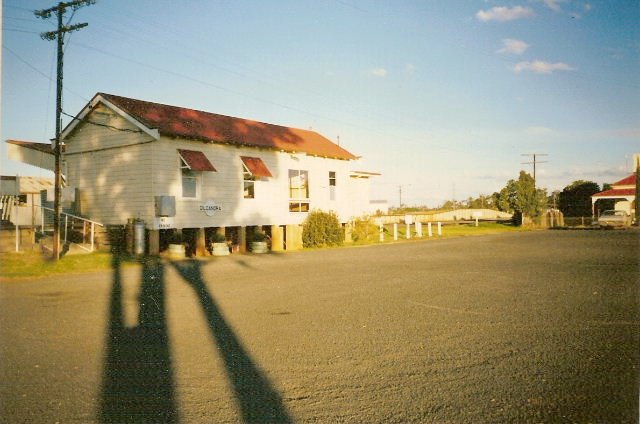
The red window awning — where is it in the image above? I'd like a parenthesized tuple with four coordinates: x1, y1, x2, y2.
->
(178, 149, 216, 171)
(241, 156, 272, 177)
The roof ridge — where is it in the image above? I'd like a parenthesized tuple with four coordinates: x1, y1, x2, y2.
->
(99, 92, 321, 136)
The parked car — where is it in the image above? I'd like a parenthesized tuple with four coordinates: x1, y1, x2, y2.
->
(596, 210, 632, 228)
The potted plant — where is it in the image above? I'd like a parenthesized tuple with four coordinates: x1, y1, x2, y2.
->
(250, 229, 269, 253)
(211, 232, 230, 256)
(167, 231, 186, 259)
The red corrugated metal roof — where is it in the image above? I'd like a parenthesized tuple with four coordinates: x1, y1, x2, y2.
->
(241, 156, 272, 177)
(178, 149, 216, 171)
(100, 93, 358, 161)
(611, 174, 636, 186)
(592, 188, 636, 197)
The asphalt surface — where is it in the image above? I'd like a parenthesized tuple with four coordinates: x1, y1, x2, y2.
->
(1, 229, 638, 423)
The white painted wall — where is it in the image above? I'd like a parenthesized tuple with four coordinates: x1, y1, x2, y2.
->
(64, 105, 155, 225)
(152, 137, 358, 228)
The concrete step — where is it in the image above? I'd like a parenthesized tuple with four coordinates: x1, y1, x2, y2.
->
(38, 236, 96, 255)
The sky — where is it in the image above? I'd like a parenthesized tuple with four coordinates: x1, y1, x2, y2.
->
(2, 0, 639, 207)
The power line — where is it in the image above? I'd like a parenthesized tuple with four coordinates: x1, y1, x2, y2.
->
(61, 111, 143, 133)
(2, 45, 89, 101)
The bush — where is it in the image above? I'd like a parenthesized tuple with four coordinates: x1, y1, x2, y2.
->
(352, 219, 379, 243)
(302, 210, 344, 248)
(252, 229, 267, 242)
(211, 232, 226, 243)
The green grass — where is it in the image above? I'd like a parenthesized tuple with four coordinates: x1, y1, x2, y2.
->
(373, 221, 526, 243)
(0, 251, 133, 280)
(1, 223, 526, 280)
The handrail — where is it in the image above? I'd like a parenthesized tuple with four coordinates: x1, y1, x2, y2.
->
(40, 206, 104, 226)
(38, 206, 104, 252)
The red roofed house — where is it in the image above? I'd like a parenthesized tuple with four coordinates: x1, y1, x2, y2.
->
(591, 173, 636, 218)
(8, 93, 381, 254)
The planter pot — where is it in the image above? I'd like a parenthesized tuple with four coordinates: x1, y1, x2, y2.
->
(251, 241, 269, 254)
(167, 243, 185, 259)
(212, 242, 230, 256)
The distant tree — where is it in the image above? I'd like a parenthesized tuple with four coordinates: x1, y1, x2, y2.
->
(558, 180, 600, 217)
(495, 171, 547, 222)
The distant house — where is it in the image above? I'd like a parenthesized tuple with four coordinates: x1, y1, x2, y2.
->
(591, 174, 636, 217)
(7, 93, 380, 253)
(0, 175, 54, 227)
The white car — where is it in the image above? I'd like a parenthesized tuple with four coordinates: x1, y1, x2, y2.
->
(596, 210, 632, 228)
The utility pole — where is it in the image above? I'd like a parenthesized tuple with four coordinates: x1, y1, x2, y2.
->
(635, 154, 640, 226)
(35, 0, 94, 260)
(521, 153, 548, 187)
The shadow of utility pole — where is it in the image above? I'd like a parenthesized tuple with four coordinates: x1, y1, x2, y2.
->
(171, 260, 293, 424)
(100, 255, 178, 423)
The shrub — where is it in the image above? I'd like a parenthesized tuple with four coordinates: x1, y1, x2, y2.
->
(252, 229, 267, 242)
(211, 232, 226, 243)
(352, 219, 379, 243)
(302, 210, 344, 248)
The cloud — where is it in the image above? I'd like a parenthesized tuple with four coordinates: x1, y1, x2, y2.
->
(497, 38, 529, 55)
(369, 68, 387, 77)
(404, 63, 416, 74)
(476, 6, 534, 22)
(513, 60, 575, 74)
(542, 0, 564, 12)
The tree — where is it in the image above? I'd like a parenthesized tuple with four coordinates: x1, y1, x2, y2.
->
(495, 171, 547, 222)
(558, 180, 600, 217)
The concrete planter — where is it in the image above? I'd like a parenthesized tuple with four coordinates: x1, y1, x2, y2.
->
(212, 242, 230, 256)
(167, 243, 185, 259)
(251, 241, 269, 254)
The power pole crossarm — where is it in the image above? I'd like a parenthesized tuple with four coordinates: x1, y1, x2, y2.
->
(35, 0, 94, 260)
(521, 153, 548, 188)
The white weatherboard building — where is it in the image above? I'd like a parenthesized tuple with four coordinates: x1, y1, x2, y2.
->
(8, 93, 379, 254)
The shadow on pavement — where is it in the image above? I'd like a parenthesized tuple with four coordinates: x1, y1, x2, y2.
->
(171, 259, 292, 423)
(99, 255, 177, 423)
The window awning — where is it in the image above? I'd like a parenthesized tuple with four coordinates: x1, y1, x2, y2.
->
(178, 149, 216, 171)
(241, 156, 272, 177)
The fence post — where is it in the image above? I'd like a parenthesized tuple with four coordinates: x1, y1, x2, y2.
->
(379, 224, 384, 242)
(15, 224, 19, 252)
(90, 222, 95, 252)
(64, 215, 68, 242)
(416, 222, 422, 238)
(428, 222, 432, 237)
(393, 223, 398, 241)
(437, 222, 442, 236)
(406, 223, 411, 239)
(41, 207, 44, 234)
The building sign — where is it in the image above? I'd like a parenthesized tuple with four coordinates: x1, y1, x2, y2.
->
(153, 217, 175, 230)
(200, 199, 222, 217)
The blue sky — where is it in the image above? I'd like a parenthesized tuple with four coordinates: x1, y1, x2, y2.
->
(2, 0, 638, 206)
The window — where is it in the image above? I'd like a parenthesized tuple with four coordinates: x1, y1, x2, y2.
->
(242, 163, 255, 199)
(240, 156, 272, 199)
(329, 171, 336, 201)
(181, 157, 198, 198)
(178, 149, 216, 199)
(289, 169, 309, 212)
